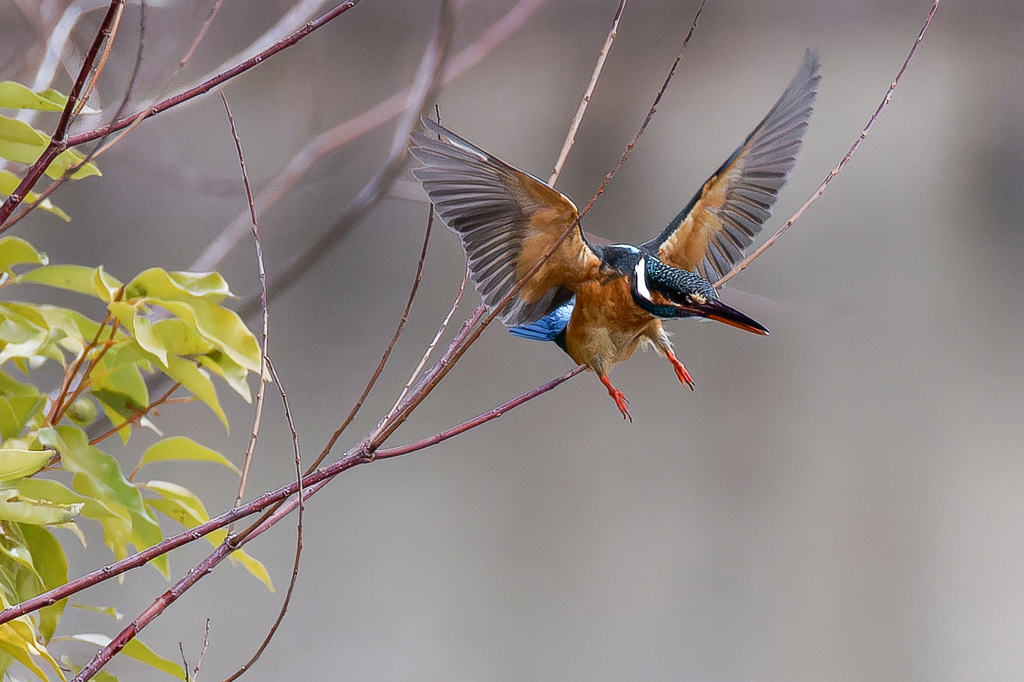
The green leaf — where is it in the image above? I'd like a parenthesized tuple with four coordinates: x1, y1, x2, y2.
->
(0, 236, 48, 274)
(20, 525, 68, 641)
(136, 436, 240, 476)
(0, 489, 83, 525)
(0, 169, 71, 221)
(0, 448, 52, 481)
(144, 481, 274, 591)
(0, 81, 66, 111)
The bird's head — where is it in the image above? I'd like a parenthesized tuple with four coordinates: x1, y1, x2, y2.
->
(632, 255, 769, 335)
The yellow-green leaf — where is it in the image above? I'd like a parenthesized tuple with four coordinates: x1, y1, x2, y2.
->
(226, 549, 274, 592)
(93, 266, 122, 302)
(0, 618, 64, 681)
(0, 114, 99, 180)
(0, 236, 48, 274)
(168, 271, 233, 302)
(198, 351, 252, 403)
(121, 638, 186, 679)
(0, 447, 51, 480)
(137, 436, 240, 476)
(148, 317, 215, 357)
(37, 426, 166, 575)
(162, 355, 227, 430)
(0, 170, 71, 221)
(91, 357, 148, 413)
(0, 81, 65, 111)
(17, 264, 109, 299)
(131, 315, 168, 367)
(125, 268, 260, 371)
(71, 604, 123, 620)
(0, 489, 82, 525)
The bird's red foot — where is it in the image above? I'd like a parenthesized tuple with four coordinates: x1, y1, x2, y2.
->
(666, 351, 695, 390)
(599, 374, 632, 422)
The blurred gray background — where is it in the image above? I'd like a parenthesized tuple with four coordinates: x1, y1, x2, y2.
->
(3, 0, 1024, 680)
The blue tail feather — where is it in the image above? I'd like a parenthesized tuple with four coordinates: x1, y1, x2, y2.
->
(509, 300, 574, 342)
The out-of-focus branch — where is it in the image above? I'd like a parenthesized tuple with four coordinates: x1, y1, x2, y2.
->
(0, 1, 362, 230)
(190, 0, 549, 273)
(234, 2, 454, 319)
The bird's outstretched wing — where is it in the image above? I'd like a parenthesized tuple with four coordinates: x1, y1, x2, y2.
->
(642, 49, 821, 280)
(410, 118, 601, 326)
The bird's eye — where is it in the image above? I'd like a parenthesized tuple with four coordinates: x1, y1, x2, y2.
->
(687, 293, 708, 305)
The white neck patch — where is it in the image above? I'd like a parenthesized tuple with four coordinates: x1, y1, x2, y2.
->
(633, 257, 653, 303)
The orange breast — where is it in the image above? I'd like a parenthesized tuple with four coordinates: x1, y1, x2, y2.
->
(563, 276, 660, 375)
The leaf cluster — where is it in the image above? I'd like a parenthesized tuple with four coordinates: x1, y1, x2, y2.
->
(0, 235, 271, 681)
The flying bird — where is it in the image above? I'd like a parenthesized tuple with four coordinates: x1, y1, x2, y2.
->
(410, 50, 820, 420)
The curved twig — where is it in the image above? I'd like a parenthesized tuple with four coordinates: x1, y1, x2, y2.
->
(715, 0, 941, 288)
(220, 92, 269, 515)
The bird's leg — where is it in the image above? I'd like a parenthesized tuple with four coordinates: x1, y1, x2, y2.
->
(599, 373, 632, 422)
(665, 350, 695, 390)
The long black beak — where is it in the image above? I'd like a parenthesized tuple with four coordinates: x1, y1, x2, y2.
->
(685, 298, 769, 335)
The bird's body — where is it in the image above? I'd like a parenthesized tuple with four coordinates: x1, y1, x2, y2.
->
(410, 51, 820, 419)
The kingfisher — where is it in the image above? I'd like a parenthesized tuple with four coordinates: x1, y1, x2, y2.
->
(410, 51, 820, 420)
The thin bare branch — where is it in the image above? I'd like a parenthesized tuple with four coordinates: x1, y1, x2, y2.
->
(310, 208, 434, 474)
(715, 0, 941, 288)
(388, 264, 469, 418)
(220, 92, 269, 514)
(0, 1, 363, 229)
(221, 358, 301, 682)
(548, 0, 627, 186)
(377, 365, 587, 459)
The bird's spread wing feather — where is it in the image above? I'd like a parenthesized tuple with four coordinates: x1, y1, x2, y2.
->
(642, 49, 821, 280)
(411, 118, 601, 326)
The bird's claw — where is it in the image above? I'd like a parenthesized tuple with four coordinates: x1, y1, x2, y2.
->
(667, 352, 695, 391)
(600, 374, 632, 422)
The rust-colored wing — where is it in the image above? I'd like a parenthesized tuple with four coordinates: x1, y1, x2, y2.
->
(642, 50, 821, 280)
(410, 118, 601, 325)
